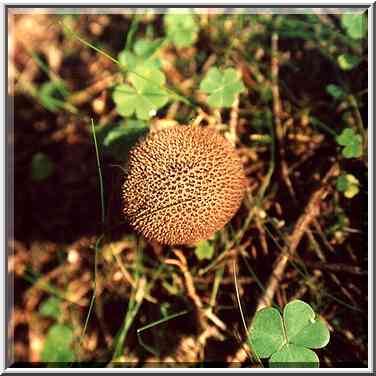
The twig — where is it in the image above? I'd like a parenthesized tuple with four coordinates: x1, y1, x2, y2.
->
(258, 162, 339, 311)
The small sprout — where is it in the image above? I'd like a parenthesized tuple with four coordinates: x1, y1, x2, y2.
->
(336, 128, 362, 158)
(200, 67, 246, 108)
(112, 66, 169, 120)
(195, 240, 214, 261)
(336, 174, 360, 199)
(337, 53, 361, 71)
(326, 84, 345, 100)
(39, 81, 69, 112)
(164, 11, 199, 48)
(248, 300, 330, 368)
(122, 125, 246, 245)
(30, 152, 55, 181)
(341, 13, 367, 40)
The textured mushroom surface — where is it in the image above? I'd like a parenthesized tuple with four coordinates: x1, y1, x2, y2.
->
(122, 125, 246, 245)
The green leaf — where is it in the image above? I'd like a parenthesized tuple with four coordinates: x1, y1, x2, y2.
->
(200, 67, 246, 108)
(336, 128, 363, 158)
(284, 300, 330, 350)
(341, 13, 367, 40)
(248, 300, 330, 367)
(101, 120, 149, 161)
(133, 38, 164, 59)
(39, 297, 61, 320)
(269, 344, 319, 368)
(39, 81, 69, 112)
(336, 175, 349, 192)
(283, 300, 315, 341)
(41, 324, 75, 363)
(118, 50, 139, 71)
(164, 11, 199, 48)
(337, 54, 361, 71)
(336, 174, 360, 199)
(194, 240, 214, 261)
(30, 153, 55, 181)
(290, 319, 330, 349)
(113, 66, 169, 120)
(118, 39, 162, 72)
(248, 307, 286, 358)
(326, 84, 345, 100)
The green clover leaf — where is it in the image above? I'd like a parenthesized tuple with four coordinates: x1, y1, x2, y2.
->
(248, 300, 330, 368)
(336, 128, 363, 158)
(326, 84, 345, 100)
(118, 38, 163, 71)
(200, 67, 246, 108)
(39, 297, 61, 320)
(341, 13, 367, 40)
(336, 174, 360, 199)
(112, 66, 169, 120)
(41, 324, 75, 363)
(164, 11, 199, 48)
(194, 240, 214, 261)
(337, 54, 361, 71)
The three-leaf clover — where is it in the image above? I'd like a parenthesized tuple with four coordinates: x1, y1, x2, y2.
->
(248, 300, 330, 368)
(336, 174, 360, 199)
(341, 13, 367, 40)
(164, 11, 199, 48)
(336, 128, 363, 158)
(199, 67, 246, 108)
(112, 66, 169, 120)
(194, 240, 214, 261)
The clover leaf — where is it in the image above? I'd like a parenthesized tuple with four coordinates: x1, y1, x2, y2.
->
(164, 11, 199, 48)
(200, 67, 246, 108)
(248, 300, 330, 368)
(118, 38, 162, 71)
(341, 13, 367, 40)
(336, 128, 363, 158)
(112, 66, 169, 120)
(194, 240, 214, 261)
(41, 324, 75, 363)
(337, 54, 361, 71)
(336, 174, 360, 199)
(39, 297, 61, 320)
(326, 84, 345, 100)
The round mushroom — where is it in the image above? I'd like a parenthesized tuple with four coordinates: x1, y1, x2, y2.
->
(122, 125, 246, 245)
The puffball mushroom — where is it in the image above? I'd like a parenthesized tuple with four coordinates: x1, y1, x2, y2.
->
(122, 125, 246, 245)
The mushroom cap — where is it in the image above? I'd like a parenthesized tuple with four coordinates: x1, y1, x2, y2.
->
(122, 125, 246, 245)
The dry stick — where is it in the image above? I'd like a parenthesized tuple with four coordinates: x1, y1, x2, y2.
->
(271, 33, 296, 202)
(230, 162, 339, 364)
